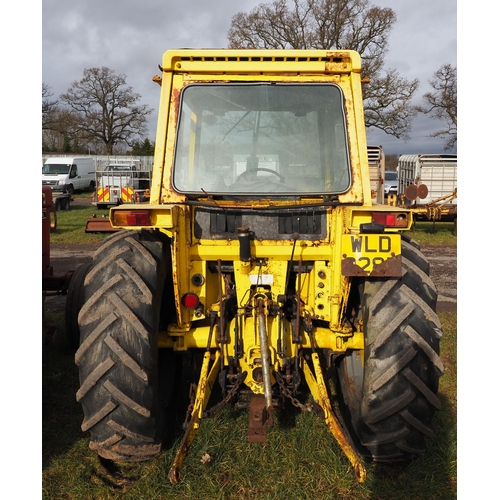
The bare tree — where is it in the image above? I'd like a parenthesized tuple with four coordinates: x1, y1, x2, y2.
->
(60, 67, 152, 154)
(416, 64, 457, 151)
(227, 0, 419, 140)
(42, 107, 94, 153)
(42, 83, 59, 131)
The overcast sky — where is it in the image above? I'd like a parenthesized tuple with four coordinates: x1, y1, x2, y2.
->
(42, 0, 457, 156)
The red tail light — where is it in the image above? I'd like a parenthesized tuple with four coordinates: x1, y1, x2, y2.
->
(372, 212, 408, 228)
(181, 293, 200, 309)
(112, 210, 151, 226)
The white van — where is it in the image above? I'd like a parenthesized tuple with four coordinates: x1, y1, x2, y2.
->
(42, 157, 95, 193)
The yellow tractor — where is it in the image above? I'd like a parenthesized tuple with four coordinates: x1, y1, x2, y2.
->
(74, 49, 443, 483)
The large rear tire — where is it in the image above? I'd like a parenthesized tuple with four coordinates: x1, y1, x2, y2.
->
(75, 230, 176, 462)
(337, 240, 444, 461)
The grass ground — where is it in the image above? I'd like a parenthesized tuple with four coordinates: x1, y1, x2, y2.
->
(48, 193, 109, 244)
(42, 309, 456, 500)
(406, 221, 456, 246)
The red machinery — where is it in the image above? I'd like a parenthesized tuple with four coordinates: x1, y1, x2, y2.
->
(42, 186, 74, 342)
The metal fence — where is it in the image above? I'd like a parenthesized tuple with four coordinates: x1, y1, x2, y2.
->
(41, 155, 154, 169)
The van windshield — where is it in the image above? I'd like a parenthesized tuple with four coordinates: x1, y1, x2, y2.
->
(173, 83, 351, 197)
(42, 163, 71, 175)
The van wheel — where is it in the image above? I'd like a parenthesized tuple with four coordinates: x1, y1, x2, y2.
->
(336, 246, 444, 461)
(67, 185, 74, 195)
(88, 181, 95, 192)
(75, 230, 178, 461)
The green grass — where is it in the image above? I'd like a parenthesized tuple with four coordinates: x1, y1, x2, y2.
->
(73, 191, 93, 199)
(42, 309, 457, 499)
(407, 221, 457, 247)
(48, 194, 109, 244)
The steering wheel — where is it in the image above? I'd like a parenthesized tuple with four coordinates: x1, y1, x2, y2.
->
(235, 167, 285, 183)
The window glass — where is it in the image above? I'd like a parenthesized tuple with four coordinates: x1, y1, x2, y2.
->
(42, 163, 70, 174)
(173, 84, 351, 196)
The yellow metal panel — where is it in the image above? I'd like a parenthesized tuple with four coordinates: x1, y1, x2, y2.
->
(183, 73, 343, 84)
(190, 239, 331, 262)
(150, 71, 173, 204)
(161, 49, 362, 74)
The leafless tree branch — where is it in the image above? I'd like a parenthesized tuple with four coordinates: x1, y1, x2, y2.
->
(227, 0, 419, 140)
(59, 67, 152, 154)
(415, 63, 457, 151)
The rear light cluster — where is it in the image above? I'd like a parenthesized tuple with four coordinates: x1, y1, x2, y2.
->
(112, 210, 151, 226)
(372, 212, 408, 228)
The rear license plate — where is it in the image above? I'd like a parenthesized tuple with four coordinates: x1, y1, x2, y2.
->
(341, 234, 401, 276)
